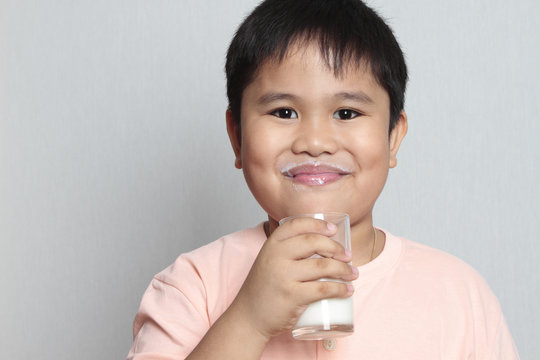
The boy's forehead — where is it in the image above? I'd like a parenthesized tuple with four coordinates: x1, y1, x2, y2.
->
(254, 41, 378, 86)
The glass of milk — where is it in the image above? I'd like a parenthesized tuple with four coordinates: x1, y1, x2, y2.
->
(279, 213, 354, 340)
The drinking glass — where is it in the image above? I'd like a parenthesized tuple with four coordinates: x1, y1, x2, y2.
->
(279, 213, 354, 340)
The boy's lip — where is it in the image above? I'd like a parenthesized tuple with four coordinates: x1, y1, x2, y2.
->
(280, 161, 352, 186)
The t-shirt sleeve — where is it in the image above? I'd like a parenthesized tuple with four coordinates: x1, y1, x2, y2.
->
(488, 314, 520, 360)
(126, 263, 210, 360)
(462, 263, 520, 359)
(460, 261, 520, 359)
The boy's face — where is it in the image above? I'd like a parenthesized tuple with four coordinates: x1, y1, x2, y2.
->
(227, 42, 407, 232)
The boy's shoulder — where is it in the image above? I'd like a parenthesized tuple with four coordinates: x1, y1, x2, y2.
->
(399, 235, 478, 273)
(155, 223, 266, 287)
(391, 232, 496, 297)
(185, 222, 266, 262)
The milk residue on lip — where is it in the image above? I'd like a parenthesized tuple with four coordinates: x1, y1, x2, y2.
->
(280, 160, 352, 176)
(282, 160, 352, 192)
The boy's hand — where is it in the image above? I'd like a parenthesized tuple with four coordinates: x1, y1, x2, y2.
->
(228, 217, 358, 341)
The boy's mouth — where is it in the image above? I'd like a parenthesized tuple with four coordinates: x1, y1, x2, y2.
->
(281, 161, 352, 186)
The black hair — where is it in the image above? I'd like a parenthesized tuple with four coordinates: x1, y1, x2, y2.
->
(225, 0, 408, 133)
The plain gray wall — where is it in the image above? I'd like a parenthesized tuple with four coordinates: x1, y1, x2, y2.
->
(1, 0, 538, 359)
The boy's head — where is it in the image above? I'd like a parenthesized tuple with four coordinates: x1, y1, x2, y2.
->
(224, 0, 409, 231)
(225, 0, 408, 133)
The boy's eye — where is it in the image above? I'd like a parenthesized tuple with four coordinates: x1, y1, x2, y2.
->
(333, 109, 360, 120)
(270, 108, 298, 119)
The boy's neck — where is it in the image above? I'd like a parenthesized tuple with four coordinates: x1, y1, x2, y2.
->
(350, 222, 385, 266)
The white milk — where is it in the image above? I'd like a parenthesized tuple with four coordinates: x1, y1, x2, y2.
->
(295, 296, 353, 328)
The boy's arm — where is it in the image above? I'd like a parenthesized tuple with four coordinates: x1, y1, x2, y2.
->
(185, 301, 269, 360)
(127, 218, 356, 359)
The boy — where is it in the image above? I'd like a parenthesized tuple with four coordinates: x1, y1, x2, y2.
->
(127, 0, 519, 358)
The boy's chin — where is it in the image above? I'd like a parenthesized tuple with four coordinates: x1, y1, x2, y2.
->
(279, 202, 351, 218)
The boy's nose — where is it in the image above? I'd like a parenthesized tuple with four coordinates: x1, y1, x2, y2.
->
(291, 117, 338, 156)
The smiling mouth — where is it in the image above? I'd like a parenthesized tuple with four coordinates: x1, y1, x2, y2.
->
(281, 161, 352, 186)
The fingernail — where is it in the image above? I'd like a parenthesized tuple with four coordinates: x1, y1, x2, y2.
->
(351, 265, 358, 275)
(344, 249, 352, 258)
(327, 222, 337, 232)
(347, 284, 354, 295)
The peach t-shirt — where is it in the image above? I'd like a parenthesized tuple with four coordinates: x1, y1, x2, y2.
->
(127, 223, 519, 359)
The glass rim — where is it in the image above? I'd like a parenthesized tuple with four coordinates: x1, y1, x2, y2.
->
(279, 212, 349, 225)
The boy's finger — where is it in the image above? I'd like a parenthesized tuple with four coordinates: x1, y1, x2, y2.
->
(274, 217, 337, 241)
(283, 233, 351, 262)
(296, 280, 354, 306)
(293, 258, 358, 282)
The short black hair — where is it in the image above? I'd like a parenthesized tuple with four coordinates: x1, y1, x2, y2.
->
(225, 0, 408, 133)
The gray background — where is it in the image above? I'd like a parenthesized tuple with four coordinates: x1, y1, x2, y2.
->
(1, 0, 538, 359)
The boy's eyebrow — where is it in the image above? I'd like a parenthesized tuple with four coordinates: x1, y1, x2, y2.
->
(256, 92, 300, 105)
(256, 91, 374, 105)
(334, 91, 374, 104)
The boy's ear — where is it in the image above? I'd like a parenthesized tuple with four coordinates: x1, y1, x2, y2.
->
(388, 111, 408, 168)
(226, 109, 242, 169)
